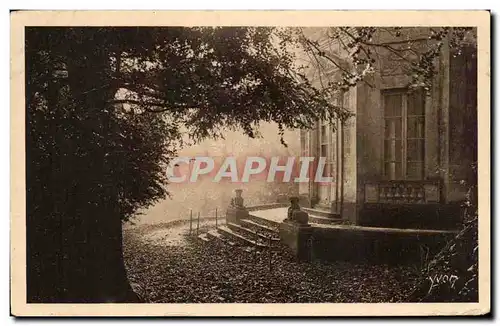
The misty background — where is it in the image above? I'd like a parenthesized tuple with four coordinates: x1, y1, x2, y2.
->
(132, 123, 300, 225)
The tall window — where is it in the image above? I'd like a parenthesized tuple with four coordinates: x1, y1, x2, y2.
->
(319, 119, 332, 177)
(300, 129, 309, 157)
(383, 89, 425, 180)
(315, 91, 346, 180)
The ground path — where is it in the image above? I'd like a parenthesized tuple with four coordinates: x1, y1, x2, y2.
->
(123, 220, 421, 303)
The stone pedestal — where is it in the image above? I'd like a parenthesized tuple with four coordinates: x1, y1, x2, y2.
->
(226, 206, 249, 225)
(226, 189, 248, 225)
(279, 221, 313, 261)
(280, 197, 313, 261)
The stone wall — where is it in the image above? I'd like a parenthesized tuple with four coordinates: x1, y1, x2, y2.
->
(310, 225, 456, 264)
(447, 46, 478, 202)
(353, 31, 475, 228)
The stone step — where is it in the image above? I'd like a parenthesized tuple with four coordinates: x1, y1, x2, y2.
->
(308, 214, 345, 225)
(247, 213, 281, 229)
(246, 203, 288, 212)
(217, 225, 269, 248)
(303, 207, 341, 219)
(240, 219, 279, 237)
(197, 233, 210, 242)
(227, 222, 280, 243)
(206, 229, 237, 247)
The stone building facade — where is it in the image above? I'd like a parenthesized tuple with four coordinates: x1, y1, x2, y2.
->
(298, 28, 477, 230)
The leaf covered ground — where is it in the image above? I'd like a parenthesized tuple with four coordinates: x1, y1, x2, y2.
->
(123, 222, 421, 303)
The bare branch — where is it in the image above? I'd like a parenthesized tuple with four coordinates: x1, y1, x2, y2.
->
(110, 99, 169, 110)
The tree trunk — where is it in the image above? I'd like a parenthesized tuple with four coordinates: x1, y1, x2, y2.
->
(66, 210, 139, 303)
(27, 53, 141, 303)
(27, 203, 140, 303)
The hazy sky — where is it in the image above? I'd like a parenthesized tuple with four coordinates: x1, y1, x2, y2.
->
(134, 122, 301, 225)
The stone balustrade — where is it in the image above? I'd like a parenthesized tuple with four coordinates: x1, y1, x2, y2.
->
(364, 180, 441, 204)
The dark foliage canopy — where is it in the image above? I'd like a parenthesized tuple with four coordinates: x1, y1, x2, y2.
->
(26, 27, 352, 222)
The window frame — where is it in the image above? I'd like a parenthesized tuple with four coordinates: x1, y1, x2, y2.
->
(300, 129, 309, 157)
(382, 88, 425, 181)
(316, 91, 345, 179)
(318, 117, 332, 178)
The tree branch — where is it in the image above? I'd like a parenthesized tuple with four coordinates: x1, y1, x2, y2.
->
(302, 36, 352, 77)
(340, 27, 416, 67)
(110, 99, 167, 109)
(300, 28, 376, 89)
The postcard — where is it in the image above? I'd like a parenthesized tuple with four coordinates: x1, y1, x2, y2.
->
(10, 10, 490, 317)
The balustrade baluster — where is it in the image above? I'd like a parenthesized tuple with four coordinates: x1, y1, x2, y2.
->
(406, 185, 413, 203)
(394, 184, 401, 202)
(401, 185, 408, 202)
(380, 186, 387, 202)
(386, 186, 394, 202)
(416, 187, 425, 202)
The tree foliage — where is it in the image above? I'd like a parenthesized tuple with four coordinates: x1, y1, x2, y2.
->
(27, 27, 351, 222)
(408, 173, 478, 302)
(286, 27, 477, 94)
(25, 27, 352, 302)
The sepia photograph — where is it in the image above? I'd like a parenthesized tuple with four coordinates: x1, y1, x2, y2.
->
(10, 10, 490, 316)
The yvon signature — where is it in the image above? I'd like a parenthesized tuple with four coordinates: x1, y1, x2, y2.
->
(427, 274, 459, 295)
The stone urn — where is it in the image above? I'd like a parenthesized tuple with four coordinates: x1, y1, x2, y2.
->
(227, 189, 248, 224)
(233, 189, 244, 208)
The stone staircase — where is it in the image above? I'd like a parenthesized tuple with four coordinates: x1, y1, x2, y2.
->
(197, 207, 347, 250)
(198, 213, 280, 251)
(302, 207, 346, 225)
